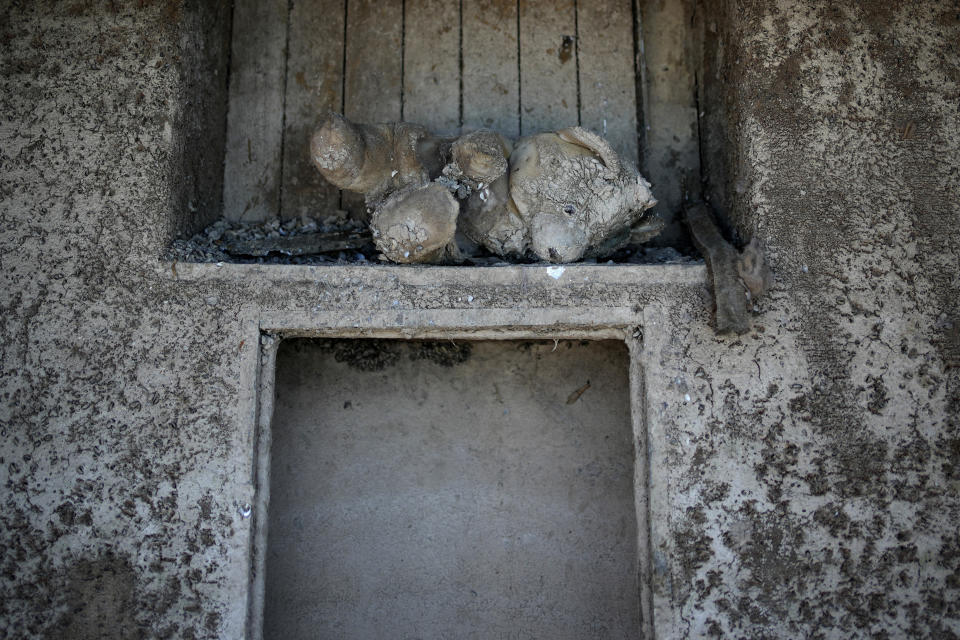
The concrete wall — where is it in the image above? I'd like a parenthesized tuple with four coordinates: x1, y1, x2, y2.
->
(0, 1, 957, 639)
(655, 0, 960, 636)
(0, 3, 239, 638)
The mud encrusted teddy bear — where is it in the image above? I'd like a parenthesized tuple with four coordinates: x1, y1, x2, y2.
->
(309, 112, 657, 264)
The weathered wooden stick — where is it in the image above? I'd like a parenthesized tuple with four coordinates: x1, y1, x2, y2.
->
(684, 202, 751, 334)
(224, 231, 371, 257)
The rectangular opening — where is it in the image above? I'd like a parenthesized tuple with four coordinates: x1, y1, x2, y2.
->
(260, 338, 640, 638)
(168, 0, 708, 264)
(224, 0, 641, 224)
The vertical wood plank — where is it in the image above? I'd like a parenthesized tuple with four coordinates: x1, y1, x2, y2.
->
(403, 0, 460, 136)
(640, 0, 701, 241)
(462, 0, 520, 138)
(577, 0, 639, 165)
(518, 0, 578, 135)
(342, 0, 404, 218)
(222, 0, 288, 222)
(344, 0, 403, 123)
(280, 0, 346, 221)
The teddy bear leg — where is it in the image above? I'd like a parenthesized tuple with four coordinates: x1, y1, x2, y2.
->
(444, 130, 512, 188)
(370, 183, 459, 264)
(459, 173, 528, 258)
(310, 112, 397, 195)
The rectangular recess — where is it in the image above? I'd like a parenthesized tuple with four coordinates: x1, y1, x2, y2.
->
(258, 338, 642, 638)
(177, 1, 705, 256)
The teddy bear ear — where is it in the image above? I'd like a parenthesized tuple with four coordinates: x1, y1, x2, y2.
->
(556, 127, 621, 177)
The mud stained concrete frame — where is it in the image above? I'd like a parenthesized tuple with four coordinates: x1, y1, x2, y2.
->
(165, 260, 706, 638)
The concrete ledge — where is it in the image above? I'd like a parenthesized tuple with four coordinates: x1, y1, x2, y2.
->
(264, 310, 642, 337)
(163, 262, 707, 335)
(163, 261, 706, 288)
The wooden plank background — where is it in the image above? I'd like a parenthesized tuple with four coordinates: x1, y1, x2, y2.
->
(280, 0, 346, 222)
(222, 0, 288, 222)
(225, 0, 650, 222)
(518, 0, 578, 136)
(463, 0, 520, 138)
(577, 0, 638, 164)
(404, 0, 461, 135)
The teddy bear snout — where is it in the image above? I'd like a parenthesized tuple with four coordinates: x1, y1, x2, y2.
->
(529, 214, 587, 263)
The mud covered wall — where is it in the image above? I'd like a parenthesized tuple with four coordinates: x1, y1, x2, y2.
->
(0, 2, 239, 638)
(644, 0, 959, 636)
(0, 1, 957, 639)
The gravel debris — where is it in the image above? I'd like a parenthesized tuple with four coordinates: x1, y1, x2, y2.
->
(167, 215, 700, 266)
(166, 215, 374, 265)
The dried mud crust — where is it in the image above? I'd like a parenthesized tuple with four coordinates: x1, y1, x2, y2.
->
(288, 339, 474, 371)
(167, 216, 700, 266)
(286, 339, 607, 371)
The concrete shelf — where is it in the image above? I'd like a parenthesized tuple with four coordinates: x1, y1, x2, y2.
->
(162, 261, 707, 336)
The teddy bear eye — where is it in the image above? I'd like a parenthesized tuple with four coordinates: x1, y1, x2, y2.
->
(562, 204, 576, 215)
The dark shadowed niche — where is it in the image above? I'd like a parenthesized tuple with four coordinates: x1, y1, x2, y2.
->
(262, 339, 639, 639)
